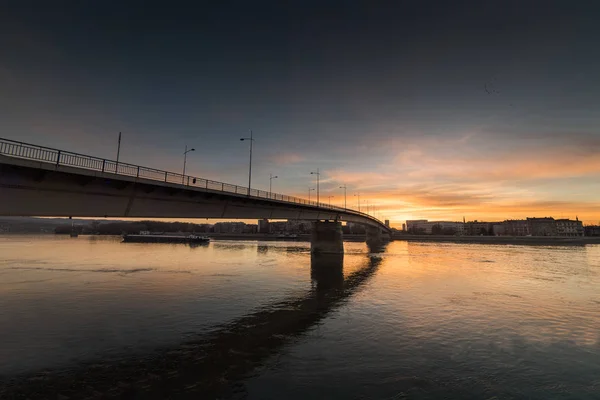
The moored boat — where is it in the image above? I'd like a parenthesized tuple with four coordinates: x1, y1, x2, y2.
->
(122, 233, 210, 244)
(275, 234, 299, 240)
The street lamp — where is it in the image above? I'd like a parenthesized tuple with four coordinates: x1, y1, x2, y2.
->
(339, 185, 347, 209)
(328, 195, 334, 206)
(310, 168, 320, 204)
(354, 193, 361, 212)
(308, 187, 315, 202)
(240, 130, 254, 196)
(269, 173, 278, 197)
(183, 145, 195, 184)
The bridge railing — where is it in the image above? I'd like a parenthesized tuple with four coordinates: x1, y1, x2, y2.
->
(0, 137, 386, 227)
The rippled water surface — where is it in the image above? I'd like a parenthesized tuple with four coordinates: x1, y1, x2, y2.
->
(1, 235, 600, 399)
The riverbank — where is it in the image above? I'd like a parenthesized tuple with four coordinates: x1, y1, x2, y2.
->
(392, 234, 600, 245)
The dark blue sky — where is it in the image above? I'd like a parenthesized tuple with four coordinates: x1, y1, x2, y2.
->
(2, 1, 600, 223)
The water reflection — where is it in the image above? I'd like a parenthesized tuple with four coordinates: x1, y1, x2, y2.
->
(311, 254, 344, 290)
(1, 252, 382, 399)
(187, 242, 210, 249)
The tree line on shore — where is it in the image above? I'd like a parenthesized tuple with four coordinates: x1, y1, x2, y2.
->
(55, 221, 213, 235)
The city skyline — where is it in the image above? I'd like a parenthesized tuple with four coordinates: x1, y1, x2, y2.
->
(2, 1, 600, 225)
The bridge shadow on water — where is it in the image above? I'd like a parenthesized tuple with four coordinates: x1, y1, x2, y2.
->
(1, 243, 387, 399)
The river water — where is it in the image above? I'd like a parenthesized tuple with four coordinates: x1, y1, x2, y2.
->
(1, 235, 599, 399)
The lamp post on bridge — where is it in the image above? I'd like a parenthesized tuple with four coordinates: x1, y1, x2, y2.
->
(240, 130, 254, 196)
(339, 185, 347, 209)
(182, 145, 195, 184)
(354, 193, 361, 212)
(308, 187, 315, 202)
(328, 195, 334, 206)
(116, 132, 122, 173)
(269, 173, 278, 198)
(310, 168, 320, 205)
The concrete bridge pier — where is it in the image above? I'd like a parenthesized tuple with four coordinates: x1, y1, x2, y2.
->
(311, 221, 344, 254)
(366, 225, 390, 248)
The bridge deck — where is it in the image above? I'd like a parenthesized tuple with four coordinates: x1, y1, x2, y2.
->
(0, 138, 390, 231)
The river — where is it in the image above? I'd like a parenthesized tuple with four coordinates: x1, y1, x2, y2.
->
(1, 235, 599, 399)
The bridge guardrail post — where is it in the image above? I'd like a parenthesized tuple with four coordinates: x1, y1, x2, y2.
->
(137, 166, 140, 178)
(164, 171, 168, 182)
(101, 159, 105, 172)
(55, 150, 61, 166)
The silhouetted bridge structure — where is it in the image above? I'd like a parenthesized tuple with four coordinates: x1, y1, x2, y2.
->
(0, 138, 390, 252)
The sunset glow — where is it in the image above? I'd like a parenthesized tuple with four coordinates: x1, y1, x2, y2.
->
(2, 2, 599, 227)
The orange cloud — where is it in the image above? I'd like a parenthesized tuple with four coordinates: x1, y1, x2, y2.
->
(269, 153, 305, 165)
(316, 135, 600, 227)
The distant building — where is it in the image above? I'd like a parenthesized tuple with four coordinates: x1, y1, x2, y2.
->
(269, 221, 286, 233)
(555, 218, 584, 236)
(431, 221, 464, 235)
(213, 222, 247, 233)
(406, 220, 464, 235)
(244, 224, 258, 234)
(265, 220, 312, 234)
(584, 226, 600, 237)
(402, 223, 406, 232)
(464, 220, 493, 236)
(503, 219, 530, 236)
(384, 219, 390, 228)
(258, 219, 270, 233)
(406, 220, 428, 233)
(492, 223, 505, 236)
(527, 217, 556, 236)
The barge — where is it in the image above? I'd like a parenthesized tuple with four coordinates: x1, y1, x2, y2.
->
(122, 234, 210, 244)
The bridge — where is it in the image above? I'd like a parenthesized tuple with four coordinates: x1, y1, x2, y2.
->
(0, 138, 391, 253)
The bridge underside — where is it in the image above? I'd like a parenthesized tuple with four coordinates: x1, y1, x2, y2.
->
(0, 156, 388, 230)
(1, 156, 391, 254)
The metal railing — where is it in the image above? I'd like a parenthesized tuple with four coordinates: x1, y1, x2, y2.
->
(0, 137, 386, 226)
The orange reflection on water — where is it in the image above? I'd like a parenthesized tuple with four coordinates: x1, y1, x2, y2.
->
(370, 241, 600, 348)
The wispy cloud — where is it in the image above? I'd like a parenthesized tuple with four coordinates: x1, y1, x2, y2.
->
(314, 131, 600, 225)
(269, 153, 305, 165)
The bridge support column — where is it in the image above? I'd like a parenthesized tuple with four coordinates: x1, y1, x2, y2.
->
(366, 226, 390, 249)
(311, 221, 344, 254)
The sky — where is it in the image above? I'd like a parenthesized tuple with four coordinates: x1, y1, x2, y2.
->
(2, 1, 600, 227)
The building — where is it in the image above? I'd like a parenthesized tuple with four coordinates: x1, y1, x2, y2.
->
(402, 223, 406, 232)
(527, 217, 556, 236)
(346, 222, 366, 234)
(385, 219, 390, 228)
(265, 220, 312, 234)
(406, 220, 464, 235)
(431, 221, 464, 235)
(213, 222, 247, 233)
(283, 220, 312, 233)
(464, 220, 493, 236)
(244, 224, 258, 233)
(258, 219, 270, 233)
(492, 223, 505, 236)
(555, 218, 584, 236)
(503, 219, 530, 236)
(585, 226, 600, 236)
(406, 220, 428, 233)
